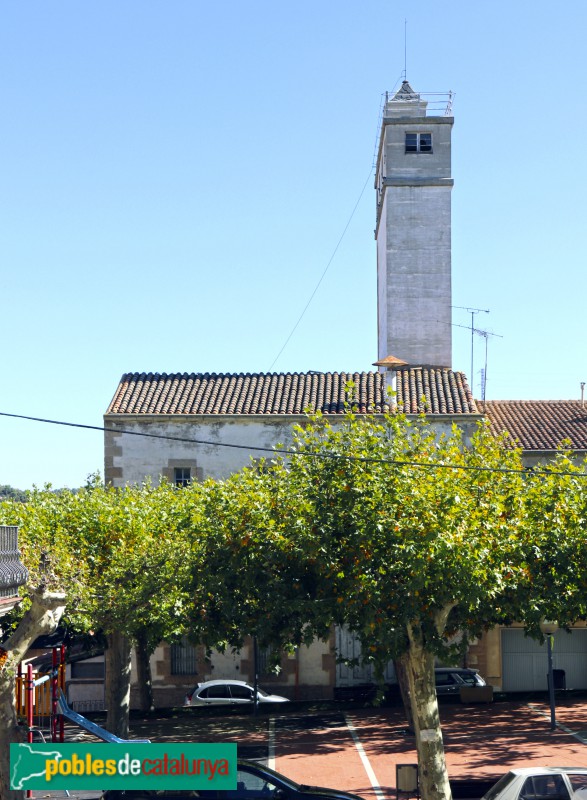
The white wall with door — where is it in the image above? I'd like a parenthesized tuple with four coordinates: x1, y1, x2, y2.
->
(501, 628, 587, 691)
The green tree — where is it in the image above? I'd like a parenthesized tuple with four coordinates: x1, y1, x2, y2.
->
(515, 451, 587, 634)
(0, 485, 28, 502)
(0, 480, 201, 750)
(0, 486, 80, 800)
(280, 410, 530, 800)
(188, 463, 331, 663)
(71, 481, 199, 735)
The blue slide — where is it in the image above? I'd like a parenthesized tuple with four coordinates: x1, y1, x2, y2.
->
(57, 692, 151, 743)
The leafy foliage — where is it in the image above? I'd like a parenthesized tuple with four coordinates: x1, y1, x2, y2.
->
(0, 481, 199, 649)
(0, 485, 28, 502)
(278, 410, 530, 674)
(515, 452, 587, 637)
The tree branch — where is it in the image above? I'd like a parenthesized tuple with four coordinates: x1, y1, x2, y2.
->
(1, 586, 67, 672)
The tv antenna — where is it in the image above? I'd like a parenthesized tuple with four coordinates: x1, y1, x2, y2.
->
(453, 306, 490, 382)
(452, 309, 502, 401)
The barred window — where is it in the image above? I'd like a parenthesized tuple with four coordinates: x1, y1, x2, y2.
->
(257, 645, 276, 676)
(170, 640, 198, 675)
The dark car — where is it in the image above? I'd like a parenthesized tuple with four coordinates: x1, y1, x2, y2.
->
(434, 667, 486, 696)
(101, 758, 365, 800)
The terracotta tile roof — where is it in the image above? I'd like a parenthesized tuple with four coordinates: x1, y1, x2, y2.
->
(105, 369, 478, 417)
(484, 400, 587, 452)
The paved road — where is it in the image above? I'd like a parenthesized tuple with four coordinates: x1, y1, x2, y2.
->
(31, 696, 587, 800)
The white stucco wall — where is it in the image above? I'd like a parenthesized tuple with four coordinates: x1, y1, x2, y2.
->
(104, 414, 481, 487)
(105, 416, 302, 487)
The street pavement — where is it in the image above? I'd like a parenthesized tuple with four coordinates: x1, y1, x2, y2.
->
(31, 694, 587, 800)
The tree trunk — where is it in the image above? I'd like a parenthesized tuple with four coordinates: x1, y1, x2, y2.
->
(135, 629, 155, 712)
(105, 630, 132, 739)
(0, 587, 66, 800)
(394, 657, 415, 734)
(399, 611, 454, 800)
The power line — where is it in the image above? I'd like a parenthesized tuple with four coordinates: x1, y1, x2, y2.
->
(1, 410, 586, 479)
(268, 167, 374, 371)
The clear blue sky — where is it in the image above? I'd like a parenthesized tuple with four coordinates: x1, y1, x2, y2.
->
(2, 1, 586, 490)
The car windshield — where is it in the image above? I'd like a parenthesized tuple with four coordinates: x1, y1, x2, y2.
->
(482, 772, 518, 800)
(240, 762, 300, 791)
(568, 774, 587, 792)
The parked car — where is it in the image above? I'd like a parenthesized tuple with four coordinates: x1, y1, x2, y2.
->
(434, 667, 486, 696)
(101, 758, 365, 799)
(481, 767, 587, 800)
(336, 667, 487, 703)
(183, 679, 289, 707)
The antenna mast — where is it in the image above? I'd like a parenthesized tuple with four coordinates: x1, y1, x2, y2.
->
(453, 306, 489, 381)
(452, 313, 502, 400)
(404, 19, 407, 79)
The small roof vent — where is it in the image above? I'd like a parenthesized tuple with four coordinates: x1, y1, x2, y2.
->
(373, 355, 409, 369)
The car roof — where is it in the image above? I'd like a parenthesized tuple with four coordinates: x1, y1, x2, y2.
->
(236, 759, 364, 800)
(198, 679, 250, 688)
(434, 667, 477, 673)
(508, 768, 587, 776)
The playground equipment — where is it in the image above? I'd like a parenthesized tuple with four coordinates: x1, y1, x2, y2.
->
(17, 645, 66, 743)
(57, 691, 150, 743)
(17, 647, 150, 800)
(17, 645, 150, 743)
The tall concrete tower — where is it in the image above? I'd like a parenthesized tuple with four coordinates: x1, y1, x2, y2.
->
(375, 80, 454, 368)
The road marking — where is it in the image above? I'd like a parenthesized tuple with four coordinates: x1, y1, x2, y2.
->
(268, 715, 276, 770)
(344, 713, 386, 800)
(527, 704, 587, 744)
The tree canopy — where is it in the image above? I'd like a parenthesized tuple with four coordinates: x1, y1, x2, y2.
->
(1, 408, 587, 800)
(266, 410, 587, 800)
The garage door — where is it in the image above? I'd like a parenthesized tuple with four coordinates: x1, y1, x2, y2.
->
(502, 628, 587, 691)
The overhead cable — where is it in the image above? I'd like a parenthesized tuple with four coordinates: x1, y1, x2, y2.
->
(1, 411, 586, 478)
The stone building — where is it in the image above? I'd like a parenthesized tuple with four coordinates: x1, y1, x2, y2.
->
(101, 80, 587, 704)
(375, 80, 454, 369)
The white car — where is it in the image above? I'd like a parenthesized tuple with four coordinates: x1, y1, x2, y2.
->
(183, 679, 289, 707)
(482, 768, 587, 800)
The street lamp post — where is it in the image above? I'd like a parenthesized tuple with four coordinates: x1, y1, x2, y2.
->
(253, 635, 259, 717)
(540, 619, 559, 731)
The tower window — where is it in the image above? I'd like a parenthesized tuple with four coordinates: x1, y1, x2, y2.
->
(405, 133, 432, 153)
(174, 467, 191, 487)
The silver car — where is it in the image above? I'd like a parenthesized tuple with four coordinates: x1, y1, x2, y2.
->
(183, 679, 289, 707)
(482, 768, 587, 800)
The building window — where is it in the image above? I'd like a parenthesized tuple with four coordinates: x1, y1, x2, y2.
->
(405, 132, 432, 153)
(257, 645, 280, 676)
(174, 467, 191, 487)
(164, 459, 202, 486)
(70, 661, 105, 679)
(170, 640, 198, 675)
